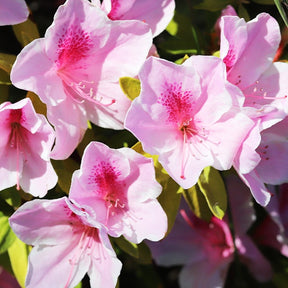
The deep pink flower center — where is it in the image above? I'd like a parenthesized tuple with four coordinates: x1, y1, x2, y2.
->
(158, 82, 219, 179)
(223, 45, 237, 72)
(89, 161, 127, 220)
(181, 210, 234, 259)
(56, 26, 92, 69)
(56, 25, 116, 106)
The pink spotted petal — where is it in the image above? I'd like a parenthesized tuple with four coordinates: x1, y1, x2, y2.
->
(9, 198, 76, 246)
(221, 13, 281, 90)
(101, 0, 175, 36)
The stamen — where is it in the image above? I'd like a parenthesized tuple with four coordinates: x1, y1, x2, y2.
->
(180, 209, 194, 229)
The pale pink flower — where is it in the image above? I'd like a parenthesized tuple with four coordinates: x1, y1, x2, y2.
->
(99, 0, 175, 37)
(125, 56, 254, 189)
(0, 0, 29, 26)
(11, 0, 152, 160)
(235, 116, 288, 206)
(220, 13, 288, 130)
(0, 98, 57, 197)
(148, 175, 272, 288)
(69, 141, 167, 243)
(9, 197, 122, 288)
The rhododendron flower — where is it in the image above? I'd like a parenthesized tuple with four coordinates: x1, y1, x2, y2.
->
(219, 12, 288, 205)
(0, 98, 57, 197)
(11, 0, 152, 159)
(0, 0, 29, 26)
(99, 0, 175, 37)
(148, 175, 272, 288)
(125, 56, 254, 189)
(9, 197, 122, 288)
(220, 13, 288, 129)
(69, 141, 167, 243)
(235, 116, 288, 206)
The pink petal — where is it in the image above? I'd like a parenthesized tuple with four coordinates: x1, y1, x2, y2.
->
(0, 0, 29, 26)
(9, 198, 76, 246)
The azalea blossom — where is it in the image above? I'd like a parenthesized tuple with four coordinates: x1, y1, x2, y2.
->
(0, 0, 29, 26)
(11, 0, 152, 159)
(69, 141, 167, 243)
(219, 12, 288, 205)
(9, 197, 122, 288)
(148, 175, 272, 288)
(0, 98, 57, 197)
(99, 0, 175, 37)
(125, 55, 254, 189)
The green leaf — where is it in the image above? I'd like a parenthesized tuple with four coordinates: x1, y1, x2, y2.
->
(113, 236, 139, 258)
(13, 18, 40, 47)
(0, 53, 16, 74)
(0, 211, 17, 254)
(274, 0, 288, 27)
(0, 187, 21, 208)
(119, 77, 141, 101)
(75, 281, 82, 288)
(194, 0, 232, 11)
(182, 185, 213, 222)
(238, 4, 250, 22)
(51, 158, 80, 194)
(197, 167, 227, 219)
(7, 237, 30, 288)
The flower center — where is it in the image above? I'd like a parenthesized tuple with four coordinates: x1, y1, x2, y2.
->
(89, 161, 127, 223)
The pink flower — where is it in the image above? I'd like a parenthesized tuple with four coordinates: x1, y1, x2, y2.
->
(148, 175, 272, 287)
(235, 115, 288, 206)
(149, 202, 235, 288)
(0, 0, 29, 26)
(69, 141, 167, 243)
(0, 98, 57, 197)
(125, 56, 254, 189)
(219, 13, 288, 205)
(9, 197, 122, 288)
(11, 0, 152, 160)
(99, 0, 175, 37)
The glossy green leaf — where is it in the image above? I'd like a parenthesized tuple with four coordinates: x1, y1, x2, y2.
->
(182, 185, 212, 222)
(0, 187, 21, 208)
(7, 237, 30, 288)
(13, 18, 40, 47)
(51, 158, 80, 194)
(194, 0, 232, 11)
(119, 77, 141, 101)
(275, 0, 288, 27)
(0, 211, 17, 254)
(197, 166, 227, 219)
(132, 142, 181, 235)
(75, 281, 82, 288)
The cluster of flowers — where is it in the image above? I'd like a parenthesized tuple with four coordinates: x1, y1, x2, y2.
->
(1, 0, 288, 287)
